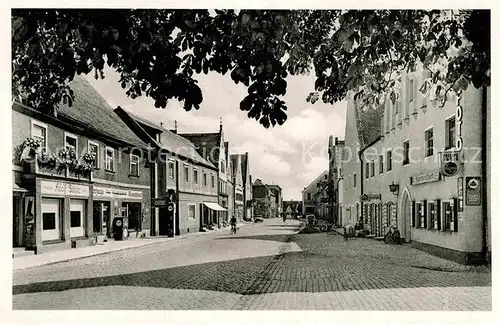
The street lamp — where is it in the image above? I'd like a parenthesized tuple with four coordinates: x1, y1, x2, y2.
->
(389, 182, 399, 195)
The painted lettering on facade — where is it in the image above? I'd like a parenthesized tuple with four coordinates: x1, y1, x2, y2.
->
(93, 186, 143, 200)
(411, 171, 441, 186)
(40, 181, 90, 197)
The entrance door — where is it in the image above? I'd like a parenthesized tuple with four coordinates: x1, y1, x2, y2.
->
(401, 192, 412, 242)
(93, 201, 110, 235)
(41, 198, 61, 241)
(70, 199, 85, 238)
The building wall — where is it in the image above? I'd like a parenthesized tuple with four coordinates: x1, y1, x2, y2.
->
(360, 78, 486, 263)
(342, 98, 362, 227)
(177, 192, 218, 234)
(301, 171, 328, 215)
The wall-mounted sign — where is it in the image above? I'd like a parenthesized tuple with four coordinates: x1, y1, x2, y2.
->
(440, 151, 461, 177)
(455, 95, 464, 151)
(360, 194, 381, 201)
(94, 186, 143, 200)
(41, 181, 90, 197)
(457, 177, 464, 212)
(466, 177, 481, 206)
(151, 198, 168, 207)
(411, 171, 441, 185)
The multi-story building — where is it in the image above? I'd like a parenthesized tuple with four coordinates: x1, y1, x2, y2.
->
(12, 77, 152, 255)
(313, 185, 330, 220)
(239, 153, 254, 221)
(230, 154, 244, 221)
(267, 185, 283, 218)
(178, 122, 231, 226)
(328, 136, 345, 225)
(252, 179, 276, 218)
(224, 142, 234, 224)
(301, 171, 328, 216)
(343, 65, 490, 264)
(115, 108, 221, 235)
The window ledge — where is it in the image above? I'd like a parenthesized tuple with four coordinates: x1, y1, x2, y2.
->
(105, 169, 116, 174)
(128, 174, 140, 178)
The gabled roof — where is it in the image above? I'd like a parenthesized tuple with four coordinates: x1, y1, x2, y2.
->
(241, 153, 248, 179)
(302, 170, 328, 193)
(355, 102, 384, 148)
(117, 108, 215, 169)
(57, 77, 150, 149)
(177, 132, 221, 166)
(230, 154, 240, 176)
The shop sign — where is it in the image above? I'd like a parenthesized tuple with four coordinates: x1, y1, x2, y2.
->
(93, 186, 143, 200)
(360, 194, 381, 201)
(151, 197, 168, 207)
(411, 171, 441, 185)
(455, 95, 464, 152)
(457, 177, 464, 212)
(440, 151, 461, 177)
(41, 181, 90, 197)
(465, 177, 481, 206)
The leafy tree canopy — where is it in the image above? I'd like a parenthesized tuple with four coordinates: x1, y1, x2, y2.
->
(12, 9, 490, 128)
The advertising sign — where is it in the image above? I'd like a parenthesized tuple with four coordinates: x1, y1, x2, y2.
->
(93, 186, 143, 200)
(466, 177, 481, 206)
(457, 177, 464, 212)
(40, 181, 90, 197)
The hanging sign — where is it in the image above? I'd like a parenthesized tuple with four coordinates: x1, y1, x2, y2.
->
(457, 177, 464, 212)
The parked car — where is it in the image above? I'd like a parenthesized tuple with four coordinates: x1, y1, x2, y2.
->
(306, 214, 317, 225)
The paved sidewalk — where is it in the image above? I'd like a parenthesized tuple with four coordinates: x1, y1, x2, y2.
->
(13, 222, 250, 271)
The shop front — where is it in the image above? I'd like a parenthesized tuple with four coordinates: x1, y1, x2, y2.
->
(27, 179, 93, 254)
(93, 184, 150, 239)
(201, 202, 227, 228)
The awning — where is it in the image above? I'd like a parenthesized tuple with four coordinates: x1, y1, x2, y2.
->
(12, 182, 28, 193)
(203, 202, 227, 211)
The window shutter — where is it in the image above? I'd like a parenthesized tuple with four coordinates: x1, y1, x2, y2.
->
(453, 198, 458, 232)
(436, 199, 441, 230)
(423, 200, 428, 229)
(411, 201, 416, 227)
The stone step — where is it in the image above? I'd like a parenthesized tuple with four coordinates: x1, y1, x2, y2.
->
(12, 248, 35, 258)
(374, 236, 385, 241)
(365, 235, 376, 238)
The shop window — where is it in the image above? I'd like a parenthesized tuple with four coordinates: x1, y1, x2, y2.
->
(130, 154, 139, 176)
(425, 128, 434, 157)
(188, 204, 196, 219)
(403, 140, 410, 165)
(445, 117, 456, 150)
(43, 213, 56, 230)
(442, 199, 458, 231)
(70, 199, 85, 238)
(168, 161, 175, 178)
(105, 147, 115, 172)
(31, 120, 47, 152)
(70, 211, 81, 228)
(65, 132, 78, 155)
(88, 141, 99, 168)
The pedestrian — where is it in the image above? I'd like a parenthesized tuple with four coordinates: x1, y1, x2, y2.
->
(282, 213, 286, 223)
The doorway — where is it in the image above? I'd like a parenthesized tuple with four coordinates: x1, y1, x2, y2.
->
(401, 190, 412, 242)
(93, 201, 110, 235)
(70, 199, 86, 238)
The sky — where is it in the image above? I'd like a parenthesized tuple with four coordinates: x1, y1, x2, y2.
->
(85, 67, 347, 200)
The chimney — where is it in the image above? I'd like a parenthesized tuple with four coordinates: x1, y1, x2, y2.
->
(170, 120, 178, 134)
(219, 117, 223, 133)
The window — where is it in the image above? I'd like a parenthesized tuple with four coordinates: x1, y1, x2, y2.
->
(105, 147, 115, 171)
(353, 173, 357, 188)
(184, 165, 189, 183)
(387, 151, 393, 171)
(88, 141, 99, 168)
(386, 203, 392, 226)
(365, 162, 370, 179)
(307, 193, 311, 201)
(403, 141, 410, 165)
(379, 155, 384, 174)
(442, 199, 457, 231)
(188, 205, 196, 219)
(193, 169, 199, 184)
(64, 132, 78, 155)
(428, 202, 437, 230)
(394, 100, 399, 114)
(203, 172, 207, 187)
(70, 211, 81, 228)
(211, 174, 215, 188)
(31, 121, 47, 151)
(446, 117, 456, 150)
(425, 128, 434, 157)
(408, 79, 414, 102)
(168, 161, 175, 178)
(42, 212, 56, 230)
(130, 154, 139, 176)
(317, 182, 320, 188)
(324, 174, 327, 180)
(371, 161, 375, 177)
(221, 161, 225, 173)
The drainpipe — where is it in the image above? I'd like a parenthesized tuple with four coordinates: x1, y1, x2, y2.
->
(481, 85, 488, 263)
(358, 149, 364, 222)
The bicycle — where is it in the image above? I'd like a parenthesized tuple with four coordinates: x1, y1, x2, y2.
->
(384, 226, 402, 245)
(230, 224, 237, 235)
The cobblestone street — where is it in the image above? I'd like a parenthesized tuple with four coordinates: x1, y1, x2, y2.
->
(12, 219, 491, 310)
